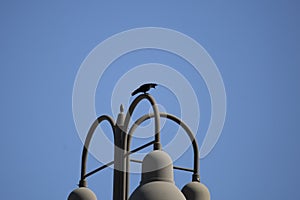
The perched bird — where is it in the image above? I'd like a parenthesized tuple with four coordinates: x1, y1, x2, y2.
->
(131, 83, 157, 96)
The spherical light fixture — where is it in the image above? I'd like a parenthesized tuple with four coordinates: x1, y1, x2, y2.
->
(129, 150, 186, 200)
(68, 187, 97, 200)
(182, 181, 210, 200)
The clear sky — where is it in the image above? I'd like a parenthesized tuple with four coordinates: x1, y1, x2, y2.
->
(0, 0, 300, 199)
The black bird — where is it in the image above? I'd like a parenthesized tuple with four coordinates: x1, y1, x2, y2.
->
(131, 83, 157, 96)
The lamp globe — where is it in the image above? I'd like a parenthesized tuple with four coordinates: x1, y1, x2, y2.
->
(181, 181, 210, 200)
(129, 150, 186, 200)
(68, 187, 97, 200)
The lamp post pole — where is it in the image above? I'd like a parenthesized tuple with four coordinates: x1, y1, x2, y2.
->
(112, 115, 126, 200)
(68, 93, 210, 200)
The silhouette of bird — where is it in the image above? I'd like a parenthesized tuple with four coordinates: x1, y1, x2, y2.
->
(131, 83, 157, 96)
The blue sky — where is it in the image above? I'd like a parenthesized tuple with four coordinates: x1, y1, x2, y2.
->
(0, 0, 300, 199)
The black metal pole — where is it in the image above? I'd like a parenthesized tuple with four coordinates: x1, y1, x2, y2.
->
(123, 94, 161, 150)
(112, 125, 127, 200)
(123, 94, 161, 199)
(79, 115, 115, 187)
(126, 112, 200, 184)
(78, 94, 202, 200)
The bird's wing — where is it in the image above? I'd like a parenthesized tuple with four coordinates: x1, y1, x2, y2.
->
(131, 83, 158, 96)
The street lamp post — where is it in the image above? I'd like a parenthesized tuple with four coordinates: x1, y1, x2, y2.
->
(68, 93, 210, 200)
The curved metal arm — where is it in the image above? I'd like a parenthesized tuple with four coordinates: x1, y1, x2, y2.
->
(127, 112, 200, 181)
(79, 115, 115, 187)
(124, 94, 161, 150)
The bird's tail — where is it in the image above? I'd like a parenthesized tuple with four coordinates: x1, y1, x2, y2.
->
(131, 89, 139, 96)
